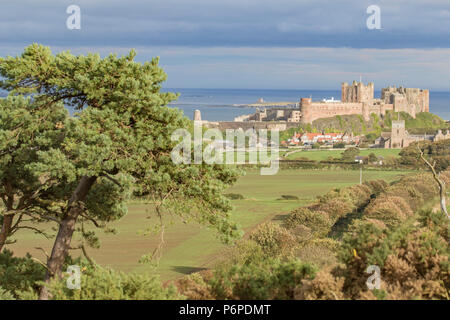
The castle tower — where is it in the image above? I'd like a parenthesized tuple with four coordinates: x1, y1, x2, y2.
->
(390, 120, 406, 148)
(342, 81, 374, 104)
(300, 98, 312, 124)
(421, 89, 430, 112)
(341, 82, 349, 102)
(357, 82, 374, 104)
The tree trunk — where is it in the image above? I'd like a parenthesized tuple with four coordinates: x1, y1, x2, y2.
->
(0, 214, 14, 252)
(0, 192, 15, 253)
(39, 176, 97, 300)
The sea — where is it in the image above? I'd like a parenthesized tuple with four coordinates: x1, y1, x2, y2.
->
(165, 88, 450, 121)
(1, 88, 449, 121)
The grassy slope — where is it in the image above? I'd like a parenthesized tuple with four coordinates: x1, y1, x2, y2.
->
(7, 169, 411, 281)
(280, 112, 448, 140)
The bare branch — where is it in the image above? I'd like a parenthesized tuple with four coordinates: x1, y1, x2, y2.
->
(35, 247, 50, 260)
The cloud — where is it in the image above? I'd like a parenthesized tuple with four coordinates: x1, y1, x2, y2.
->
(3, 45, 444, 90)
(1, 1, 449, 90)
(156, 47, 450, 90)
(0, 0, 450, 48)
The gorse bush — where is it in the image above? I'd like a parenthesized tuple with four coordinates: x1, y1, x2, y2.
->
(362, 172, 450, 228)
(295, 270, 345, 300)
(363, 180, 388, 196)
(295, 240, 338, 269)
(336, 210, 450, 299)
(221, 239, 267, 266)
(209, 258, 317, 300)
(364, 196, 413, 228)
(281, 170, 450, 300)
(175, 272, 214, 300)
(249, 222, 297, 257)
(176, 237, 317, 300)
(177, 170, 449, 301)
(283, 207, 331, 238)
(284, 181, 378, 240)
(313, 198, 355, 222)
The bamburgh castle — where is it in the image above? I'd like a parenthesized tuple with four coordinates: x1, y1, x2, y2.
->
(237, 81, 430, 125)
(300, 81, 429, 124)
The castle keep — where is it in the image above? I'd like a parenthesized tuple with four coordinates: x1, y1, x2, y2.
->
(300, 81, 429, 124)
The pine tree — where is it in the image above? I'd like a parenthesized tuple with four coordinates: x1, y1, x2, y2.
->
(0, 44, 242, 299)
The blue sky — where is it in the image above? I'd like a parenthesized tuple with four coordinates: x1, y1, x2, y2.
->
(1, 0, 450, 90)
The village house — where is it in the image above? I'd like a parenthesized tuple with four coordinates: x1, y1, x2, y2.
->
(282, 131, 359, 146)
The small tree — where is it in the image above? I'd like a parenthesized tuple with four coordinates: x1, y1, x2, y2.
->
(341, 147, 359, 161)
(368, 153, 378, 163)
(417, 143, 449, 219)
(333, 142, 345, 149)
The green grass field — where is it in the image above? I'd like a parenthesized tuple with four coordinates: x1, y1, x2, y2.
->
(7, 168, 412, 281)
(285, 148, 401, 161)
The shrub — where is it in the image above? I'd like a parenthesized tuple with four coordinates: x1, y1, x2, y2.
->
(368, 153, 378, 163)
(175, 272, 214, 300)
(0, 250, 45, 299)
(219, 239, 267, 267)
(333, 142, 345, 149)
(209, 258, 317, 300)
(47, 262, 181, 300)
(295, 270, 345, 300)
(295, 241, 338, 269)
(341, 184, 373, 208)
(341, 147, 359, 161)
(336, 210, 450, 299)
(364, 196, 413, 228)
(279, 195, 299, 200)
(249, 222, 297, 257)
(364, 180, 388, 196)
(313, 198, 355, 222)
(224, 193, 245, 200)
(284, 207, 332, 238)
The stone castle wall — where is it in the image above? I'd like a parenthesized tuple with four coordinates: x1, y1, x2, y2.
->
(300, 98, 365, 124)
(381, 86, 429, 113)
